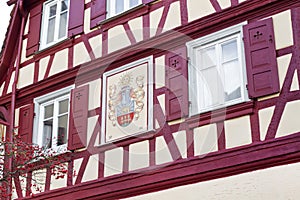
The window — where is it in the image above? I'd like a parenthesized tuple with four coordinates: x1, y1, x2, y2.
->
(33, 86, 73, 151)
(40, 0, 70, 49)
(187, 23, 248, 115)
(107, 0, 142, 18)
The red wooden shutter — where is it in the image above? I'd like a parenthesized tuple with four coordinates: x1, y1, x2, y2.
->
(243, 18, 279, 98)
(19, 104, 34, 144)
(90, 0, 106, 29)
(165, 47, 189, 121)
(68, 85, 89, 150)
(68, 0, 85, 37)
(26, 4, 42, 57)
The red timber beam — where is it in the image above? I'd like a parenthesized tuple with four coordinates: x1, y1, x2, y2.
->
(20, 132, 300, 200)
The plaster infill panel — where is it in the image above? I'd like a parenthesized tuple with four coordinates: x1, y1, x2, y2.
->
(84, 8, 91, 34)
(156, 136, 173, 165)
(162, 2, 181, 33)
(74, 42, 91, 67)
(89, 34, 102, 59)
(150, 7, 164, 37)
(39, 56, 50, 81)
(187, 0, 215, 23)
(49, 49, 68, 77)
(224, 116, 252, 149)
(18, 63, 34, 89)
(104, 147, 123, 177)
(82, 154, 99, 183)
(218, 0, 231, 9)
(259, 106, 275, 141)
(194, 124, 218, 157)
(129, 141, 149, 171)
(277, 100, 300, 138)
(128, 16, 143, 43)
(272, 10, 293, 50)
(173, 131, 187, 159)
(155, 55, 165, 89)
(50, 163, 67, 190)
(108, 25, 131, 53)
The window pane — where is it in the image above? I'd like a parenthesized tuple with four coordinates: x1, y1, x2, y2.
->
(47, 18, 56, 44)
(57, 115, 68, 146)
(199, 47, 216, 69)
(223, 60, 241, 101)
(58, 12, 67, 39)
(44, 104, 54, 119)
(222, 40, 238, 63)
(61, 0, 68, 12)
(116, 0, 124, 14)
(43, 119, 53, 148)
(59, 99, 69, 114)
(130, 0, 139, 7)
(49, 4, 57, 17)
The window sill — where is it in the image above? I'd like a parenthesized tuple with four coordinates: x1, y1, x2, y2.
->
(99, 4, 149, 31)
(186, 101, 254, 129)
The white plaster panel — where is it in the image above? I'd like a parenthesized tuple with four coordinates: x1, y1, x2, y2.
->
(7, 71, 15, 94)
(84, 8, 91, 34)
(108, 25, 131, 53)
(73, 158, 83, 185)
(49, 49, 68, 77)
(128, 17, 143, 43)
(193, 124, 218, 156)
(21, 39, 31, 63)
(173, 131, 187, 159)
(155, 55, 165, 89)
(155, 136, 173, 165)
(87, 79, 101, 109)
(18, 63, 34, 89)
(272, 10, 293, 49)
(31, 169, 46, 194)
(15, 108, 20, 127)
(82, 154, 99, 182)
(87, 116, 99, 147)
(277, 54, 292, 91)
(277, 100, 300, 138)
(50, 164, 67, 190)
(39, 56, 50, 81)
(156, 94, 165, 116)
(218, 0, 231, 9)
(187, 0, 215, 23)
(0, 82, 4, 95)
(225, 116, 252, 149)
(89, 34, 102, 59)
(259, 106, 275, 141)
(290, 70, 299, 91)
(129, 141, 149, 171)
(150, 7, 164, 37)
(162, 2, 181, 33)
(123, 162, 300, 200)
(74, 42, 91, 67)
(104, 147, 123, 177)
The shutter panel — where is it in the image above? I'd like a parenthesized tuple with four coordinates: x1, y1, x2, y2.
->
(165, 47, 189, 121)
(68, 0, 85, 37)
(26, 4, 42, 57)
(90, 0, 106, 29)
(243, 18, 279, 98)
(19, 104, 34, 144)
(142, 0, 153, 4)
(68, 85, 89, 150)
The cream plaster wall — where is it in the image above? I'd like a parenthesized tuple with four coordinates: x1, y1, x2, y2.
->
(108, 25, 131, 53)
(156, 136, 173, 165)
(74, 42, 91, 67)
(173, 131, 187, 158)
(128, 17, 144, 43)
(273, 10, 293, 49)
(259, 106, 275, 141)
(194, 124, 218, 156)
(155, 56, 165, 89)
(82, 154, 99, 182)
(84, 8, 91, 34)
(50, 164, 67, 190)
(150, 7, 164, 37)
(218, 0, 231, 9)
(123, 162, 300, 200)
(87, 79, 101, 110)
(162, 2, 181, 33)
(104, 147, 123, 177)
(89, 34, 102, 59)
(187, 0, 215, 23)
(49, 49, 68, 77)
(224, 116, 252, 148)
(18, 63, 34, 89)
(6, 71, 15, 94)
(39, 55, 50, 81)
(0, 82, 4, 95)
(129, 140, 149, 171)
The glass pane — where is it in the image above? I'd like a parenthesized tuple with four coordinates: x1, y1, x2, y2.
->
(130, 0, 139, 7)
(57, 115, 68, 146)
(223, 60, 241, 101)
(44, 104, 54, 119)
(222, 40, 238, 63)
(199, 46, 216, 69)
(61, 0, 68, 12)
(43, 119, 53, 148)
(59, 99, 69, 114)
(116, 0, 124, 14)
(47, 17, 56, 44)
(58, 12, 67, 39)
(49, 4, 57, 17)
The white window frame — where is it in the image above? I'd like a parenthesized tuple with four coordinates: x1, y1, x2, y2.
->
(186, 22, 248, 116)
(33, 86, 74, 153)
(107, 0, 142, 18)
(40, 0, 70, 50)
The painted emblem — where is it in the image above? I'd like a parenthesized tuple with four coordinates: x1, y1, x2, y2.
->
(108, 73, 145, 127)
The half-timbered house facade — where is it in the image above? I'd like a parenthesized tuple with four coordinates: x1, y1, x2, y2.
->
(1, 0, 300, 199)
